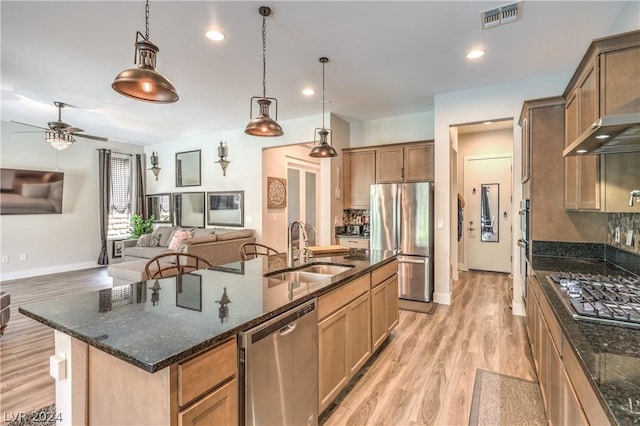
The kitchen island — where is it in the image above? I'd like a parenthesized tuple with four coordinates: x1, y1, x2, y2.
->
(19, 249, 398, 425)
(530, 256, 640, 425)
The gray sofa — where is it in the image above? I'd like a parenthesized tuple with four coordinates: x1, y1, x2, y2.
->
(123, 226, 256, 266)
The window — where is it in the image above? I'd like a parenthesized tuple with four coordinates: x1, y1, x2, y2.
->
(108, 154, 132, 238)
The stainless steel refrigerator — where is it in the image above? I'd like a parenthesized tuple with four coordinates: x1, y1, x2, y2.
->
(370, 182, 434, 302)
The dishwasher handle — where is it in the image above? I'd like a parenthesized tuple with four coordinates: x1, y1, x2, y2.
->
(279, 323, 297, 336)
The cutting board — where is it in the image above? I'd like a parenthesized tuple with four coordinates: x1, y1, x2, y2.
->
(307, 245, 350, 255)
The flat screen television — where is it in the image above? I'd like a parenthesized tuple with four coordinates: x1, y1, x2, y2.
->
(0, 168, 64, 215)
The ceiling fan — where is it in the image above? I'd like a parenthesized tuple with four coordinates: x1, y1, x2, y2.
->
(12, 101, 108, 150)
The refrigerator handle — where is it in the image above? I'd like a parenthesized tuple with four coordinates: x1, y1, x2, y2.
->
(395, 184, 401, 251)
(398, 257, 426, 264)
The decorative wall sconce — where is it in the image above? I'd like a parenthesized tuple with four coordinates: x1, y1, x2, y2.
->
(215, 141, 230, 176)
(148, 151, 161, 180)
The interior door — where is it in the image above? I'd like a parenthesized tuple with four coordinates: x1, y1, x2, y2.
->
(464, 155, 512, 273)
(287, 165, 319, 246)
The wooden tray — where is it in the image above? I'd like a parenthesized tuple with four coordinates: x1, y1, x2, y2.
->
(307, 245, 350, 255)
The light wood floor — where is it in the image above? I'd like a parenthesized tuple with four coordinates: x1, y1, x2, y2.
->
(0, 269, 535, 425)
(323, 271, 536, 426)
(0, 267, 112, 421)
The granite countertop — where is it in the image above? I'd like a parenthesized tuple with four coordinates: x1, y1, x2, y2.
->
(19, 249, 396, 373)
(531, 256, 640, 425)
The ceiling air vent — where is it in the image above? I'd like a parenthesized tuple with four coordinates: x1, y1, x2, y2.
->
(481, 1, 522, 29)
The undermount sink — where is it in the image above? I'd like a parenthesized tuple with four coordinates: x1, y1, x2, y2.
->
(267, 270, 332, 284)
(264, 263, 355, 283)
(297, 263, 354, 275)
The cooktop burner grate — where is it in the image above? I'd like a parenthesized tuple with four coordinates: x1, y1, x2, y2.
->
(548, 272, 640, 329)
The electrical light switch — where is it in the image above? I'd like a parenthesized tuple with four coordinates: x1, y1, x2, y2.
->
(437, 219, 444, 229)
(626, 230, 634, 246)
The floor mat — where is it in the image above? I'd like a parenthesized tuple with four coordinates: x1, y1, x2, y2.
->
(399, 299, 437, 314)
(469, 369, 546, 426)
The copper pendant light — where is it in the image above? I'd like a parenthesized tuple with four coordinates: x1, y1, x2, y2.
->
(245, 6, 283, 137)
(112, 0, 178, 103)
(309, 57, 338, 158)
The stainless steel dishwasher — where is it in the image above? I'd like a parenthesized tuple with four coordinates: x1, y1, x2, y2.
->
(238, 298, 318, 426)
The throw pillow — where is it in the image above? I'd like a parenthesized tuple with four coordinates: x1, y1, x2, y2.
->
(136, 233, 160, 247)
(168, 230, 193, 250)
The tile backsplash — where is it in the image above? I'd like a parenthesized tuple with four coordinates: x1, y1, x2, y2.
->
(608, 213, 640, 255)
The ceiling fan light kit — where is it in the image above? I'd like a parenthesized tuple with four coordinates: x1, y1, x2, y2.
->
(309, 57, 338, 158)
(112, 0, 178, 103)
(46, 130, 75, 150)
(245, 6, 283, 137)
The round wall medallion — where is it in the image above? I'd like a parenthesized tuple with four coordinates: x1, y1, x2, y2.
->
(267, 177, 286, 208)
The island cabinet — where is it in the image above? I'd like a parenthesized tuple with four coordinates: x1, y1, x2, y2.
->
(525, 276, 606, 426)
(343, 149, 376, 209)
(317, 259, 399, 413)
(375, 141, 434, 183)
(317, 274, 371, 412)
(563, 30, 640, 211)
(371, 259, 399, 351)
(87, 337, 237, 426)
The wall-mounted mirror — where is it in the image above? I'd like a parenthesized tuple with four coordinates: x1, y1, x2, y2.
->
(146, 193, 172, 223)
(207, 191, 244, 227)
(480, 183, 499, 242)
(176, 150, 201, 187)
(174, 192, 205, 228)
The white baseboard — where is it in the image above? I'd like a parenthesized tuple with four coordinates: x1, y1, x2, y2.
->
(433, 291, 451, 305)
(512, 300, 525, 316)
(1, 261, 103, 282)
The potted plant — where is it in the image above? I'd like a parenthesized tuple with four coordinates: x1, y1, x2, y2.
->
(129, 214, 155, 239)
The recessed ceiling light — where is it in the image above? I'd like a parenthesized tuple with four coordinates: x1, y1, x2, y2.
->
(466, 49, 485, 59)
(483, 121, 492, 125)
(302, 88, 315, 96)
(576, 149, 588, 154)
(206, 30, 225, 41)
(596, 134, 611, 140)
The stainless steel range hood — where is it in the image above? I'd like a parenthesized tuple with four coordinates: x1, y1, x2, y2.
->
(564, 109, 640, 156)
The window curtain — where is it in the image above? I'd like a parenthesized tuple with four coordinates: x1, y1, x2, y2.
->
(135, 154, 145, 217)
(98, 149, 111, 265)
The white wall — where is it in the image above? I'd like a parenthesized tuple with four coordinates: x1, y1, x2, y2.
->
(1, 121, 144, 280)
(349, 111, 435, 147)
(433, 72, 571, 314)
(609, 1, 640, 34)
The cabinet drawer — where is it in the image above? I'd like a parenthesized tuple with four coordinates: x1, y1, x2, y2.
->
(178, 338, 237, 407)
(337, 237, 370, 249)
(372, 259, 398, 288)
(178, 378, 237, 426)
(318, 274, 370, 320)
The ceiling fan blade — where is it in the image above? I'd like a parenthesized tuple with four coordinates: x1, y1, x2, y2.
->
(66, 127, 84, 133)
(75, 133, 108, 142)
(11, 120, 47, 130)
(12, 131, 45, 134)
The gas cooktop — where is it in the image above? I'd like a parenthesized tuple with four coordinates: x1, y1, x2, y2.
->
(548, 272, 640, 329)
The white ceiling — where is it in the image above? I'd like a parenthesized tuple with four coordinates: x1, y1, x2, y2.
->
(1, 1, 632, 146)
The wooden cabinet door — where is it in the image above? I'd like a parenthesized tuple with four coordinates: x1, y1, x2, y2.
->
(318, 305, 349, 411)
(348, 292, 371, 376)
(562, 369, 588, 426)
(375, 147, 404, 183)
(601, 45, 640, 115)
(384, 274, 399, 333)
(548, 335, 564, 426)
(404, 143, 434, 182)
(371, 282, 386, 351)
(564, 157, 579, 210)
(344, 150, 376, 208)
(577, 155, 601, 210)
(565, 90, 579, 148)
(178, 379, 237, 426)
(521, 116, 531, 183)
(578, 62, 599, 134)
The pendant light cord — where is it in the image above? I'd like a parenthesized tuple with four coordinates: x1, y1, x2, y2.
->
(145, 0, 150, 40)
(262, 13, 267, 98)
(322, 60, 325, 129)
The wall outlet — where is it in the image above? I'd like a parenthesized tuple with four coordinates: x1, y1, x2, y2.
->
(615, 227, 621, 243)
(626, 230, 634, 246)
(1, 256, 8, 263)
(19, 253, 27, 261)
